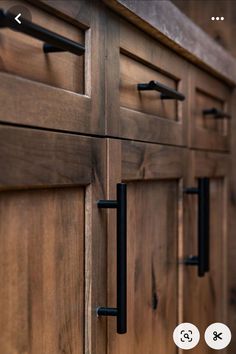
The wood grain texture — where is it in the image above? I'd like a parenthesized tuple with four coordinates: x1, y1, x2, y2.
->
(103, 0, 236, 85)
(107, 139, 184, 354)
(0, 187, 84, 354)
(169, 3, 236, 346)
(0, 0, 84, 93)
(182, 151, 229, 354)
(188, 66, 231, 151)
(0, 0, 106, 135)
(121, 139, 185, 180)
(120, 54, 177, 120)
(0, 124, 108, 354)
(105, 13, 188, 145)
(110, 181, 179, 354)
(0, 125, 95, 189)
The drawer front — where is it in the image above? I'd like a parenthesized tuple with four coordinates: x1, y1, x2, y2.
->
(0, 0, 84, 93)
(0, 0, 105, 135)
(189, 67, 232, 151)
(120, 54, 178, 121)
(106, 17, 188, 145)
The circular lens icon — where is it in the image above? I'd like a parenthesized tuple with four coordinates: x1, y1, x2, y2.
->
(173, 323, 200, 350)
(205, 323, 231, 350)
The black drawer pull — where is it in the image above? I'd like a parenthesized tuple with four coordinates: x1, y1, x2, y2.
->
(137, 80, 185, 101)
(0, 9, 85, 56)
(97, 183, 127, 334)
(203, 107, 231, 119)
(184, 178, 210, 277)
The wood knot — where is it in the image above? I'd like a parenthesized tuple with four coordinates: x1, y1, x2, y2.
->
(152, 292, 158, 310)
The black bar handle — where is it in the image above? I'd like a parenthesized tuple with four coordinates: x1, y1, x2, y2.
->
(203, 107, 231, 119)
(137, 80, 185, 101)
(184, 178, 210, 277)
(97, 183, 127, 334)
(0, 9, 85, 56)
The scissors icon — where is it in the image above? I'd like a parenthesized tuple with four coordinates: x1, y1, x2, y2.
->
(213, 331, 223, 341)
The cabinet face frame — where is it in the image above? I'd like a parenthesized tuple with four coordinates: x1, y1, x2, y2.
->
(106, 138, 186, 353)
(0, 125, 107, 354)
(182, 150, 229, 353)
(188, 67, 232, 152)
(105, 13, 188, 145)
(0, 0, 105, 135)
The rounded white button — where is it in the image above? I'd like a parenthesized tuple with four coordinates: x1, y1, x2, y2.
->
(205, 323, 231, 350)
(173, 323, 200, 350)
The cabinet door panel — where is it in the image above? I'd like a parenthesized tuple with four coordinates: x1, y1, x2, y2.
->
(125, 180, 178, 353)
(183, 152, 228, 354)
(106, 139, 185, 354)
(0, 126, 107, 354)
(0, 188, 84, 354)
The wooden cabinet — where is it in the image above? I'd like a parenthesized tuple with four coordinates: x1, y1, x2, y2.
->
(0, 0, 235, 353)
(0, 0, 105, 135)
(182, 151, 229, 353)
(189, 67, 231, 151)
(106, 139, 185, 354)
(106, 16, 188, 145)
(0, 126, 107, 354)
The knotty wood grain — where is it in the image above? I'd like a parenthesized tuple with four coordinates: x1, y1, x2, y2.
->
(0, 187, 84, 354)
(183, 151, 229, 354)
(107, 139, 185, 354)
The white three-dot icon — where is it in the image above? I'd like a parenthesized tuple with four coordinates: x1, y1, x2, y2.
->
(211, 16, 224, 21)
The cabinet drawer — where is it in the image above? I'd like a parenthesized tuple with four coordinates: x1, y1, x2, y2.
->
(106, 18, 188, 145)
(0, 0, 105, 136)
(120, 54, 178, 121)
(0, 0, 84, 93)
(189, 67, 232, 151)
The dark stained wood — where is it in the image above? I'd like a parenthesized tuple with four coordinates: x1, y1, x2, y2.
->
(188, 66, 231, 151)
(182, 151, 229, 354)
(0, 125, 95, 189)
(122, 139, 185, 180)
(29, 0, 91, 27)
(229, 90, 236, 350)
(105, 15, 188, 145)
(103, 0, 236, 85)
(120, 54, 178, 120)
(0, 0, 106, 135)
(172, 0, 236, 60)
(0, 0, 84, 93)
(0, 72, 92, 132)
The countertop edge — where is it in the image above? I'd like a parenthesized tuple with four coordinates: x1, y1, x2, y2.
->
(103, 0, 236, 86)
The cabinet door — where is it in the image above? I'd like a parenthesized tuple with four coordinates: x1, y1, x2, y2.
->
(183, 151, 229, 353)
(0, 0, 105, 135)
(0, 126, 107, 354)
(105, 139, 185, 353)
